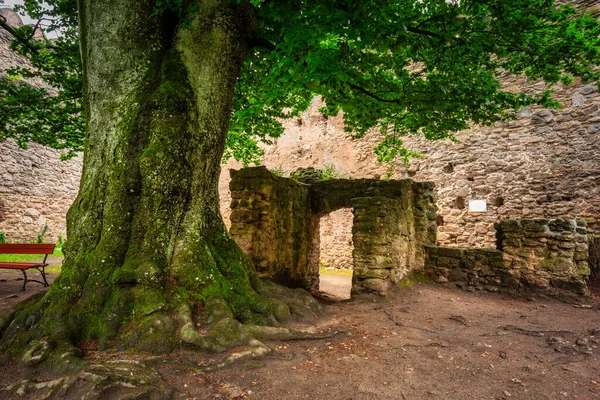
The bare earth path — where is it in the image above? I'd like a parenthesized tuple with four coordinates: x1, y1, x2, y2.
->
(0, 273, 599, 399)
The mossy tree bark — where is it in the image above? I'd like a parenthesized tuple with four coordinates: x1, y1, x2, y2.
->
(0, 0, 317, 363)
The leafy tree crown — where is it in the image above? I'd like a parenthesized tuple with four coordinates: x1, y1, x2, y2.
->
(1, 0, 599, 164)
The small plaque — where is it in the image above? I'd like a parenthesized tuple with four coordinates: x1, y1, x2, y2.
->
(469, 199, 487, 212)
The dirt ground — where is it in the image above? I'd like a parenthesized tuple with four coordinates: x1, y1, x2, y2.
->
(0, 269, 58, 309)
(0, 271, 599, 399)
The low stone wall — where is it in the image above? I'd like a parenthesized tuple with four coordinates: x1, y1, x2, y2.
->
(425, 246, 507, 289)
(425, 218, 591, 298)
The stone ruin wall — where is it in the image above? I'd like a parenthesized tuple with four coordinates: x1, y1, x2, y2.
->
(220, 76, 600, 270)
(228, 167, 437, 295)
(0, 9, 83, 243)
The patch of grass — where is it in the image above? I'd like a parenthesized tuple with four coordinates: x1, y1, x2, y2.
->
(319, 266, 353, 276)
(46, 265, 62, 274)
(0, 248, 64, 263)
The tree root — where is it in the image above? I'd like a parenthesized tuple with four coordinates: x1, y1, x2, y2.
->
(498, 325, 573, 337)
(1, 359, 172, 400)
(178, 299, 343, 354)
(383, 309, 438, 334)
(202, 339, 271, 372)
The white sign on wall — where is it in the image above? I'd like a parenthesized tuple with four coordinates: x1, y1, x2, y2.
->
(469, 199, 487, 212)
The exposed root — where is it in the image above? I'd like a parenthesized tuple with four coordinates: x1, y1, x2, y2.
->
(499, 325, 574, 337)
(178, 296, 340, 354)
(244, 325, 345, 341)
(255, 279, 323, 323)
(0, 309, 16, 336)
(19, 338, 84, 372)
(384, 309, 438, 334)
(0, 360, 172, 400)
(202, 339, 271, 372)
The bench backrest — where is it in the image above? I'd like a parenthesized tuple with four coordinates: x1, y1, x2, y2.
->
(0, 244, 56, 255)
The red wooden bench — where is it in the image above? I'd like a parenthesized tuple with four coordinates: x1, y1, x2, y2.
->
(0, 244, 55, 291)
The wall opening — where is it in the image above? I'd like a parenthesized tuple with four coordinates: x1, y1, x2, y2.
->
(455, 196, 466, 210)
(318, 208, 353, 300)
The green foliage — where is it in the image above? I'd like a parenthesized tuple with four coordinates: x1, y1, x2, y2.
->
(320, 163, 349, 181)
(270, 165, 285, 177)
(2, 0, 600, 164)
(37, 223, 48, 244)
(0, 231, 6, 244)
(57, 233, 64, 249)
(0, 0, 83, 159)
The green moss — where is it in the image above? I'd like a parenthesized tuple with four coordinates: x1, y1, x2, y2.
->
(398, 271, 432, 288)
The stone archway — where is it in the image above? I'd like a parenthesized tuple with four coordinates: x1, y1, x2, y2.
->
(229, 167, 437, 296)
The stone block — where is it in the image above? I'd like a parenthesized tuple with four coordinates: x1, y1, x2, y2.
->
(436, 247, 465, 258)
(541, 256, 574, 272)
(502, 238, 523, 247)
(354, 268, 390, 279)
(448, 268, 468, 282)
(548, 219, 575, 233)
(520, 219, 548, 232)
(557, 241, 575, 250)
(516, 249, 532, 258)
(495, 220, 521, 232)
(360, 278, 391, 294)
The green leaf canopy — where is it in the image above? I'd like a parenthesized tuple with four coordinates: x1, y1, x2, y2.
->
(2, 0, 600, 164)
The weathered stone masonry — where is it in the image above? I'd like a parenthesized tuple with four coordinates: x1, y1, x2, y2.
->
(425, 219, 591, 298)
(229, 167, 437, 295)
(0, 140, 82, 243)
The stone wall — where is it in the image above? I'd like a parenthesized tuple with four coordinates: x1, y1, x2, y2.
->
(425, 219, 591, 298)
(351, 197, 419, 295)
(394, 79, 600, 248)
(319, 209, 353, 269)
(229, 166, 436, 295)
(590, 235, 600, 279)
(0, 140, 82, 243)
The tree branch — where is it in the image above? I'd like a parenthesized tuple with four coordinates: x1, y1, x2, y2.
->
(348, 83, 402, 104)
(0, 16, 39, 54)
(248, 37, 276, 51)
(405, 26, 443, 39)
(27, 18, 43, 41)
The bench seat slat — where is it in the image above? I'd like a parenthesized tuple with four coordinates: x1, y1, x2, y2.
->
(0, 262, 48, 269)
(0, 244, 55, 255)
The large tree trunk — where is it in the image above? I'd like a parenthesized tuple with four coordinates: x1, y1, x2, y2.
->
(0, 0, 319, 363)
